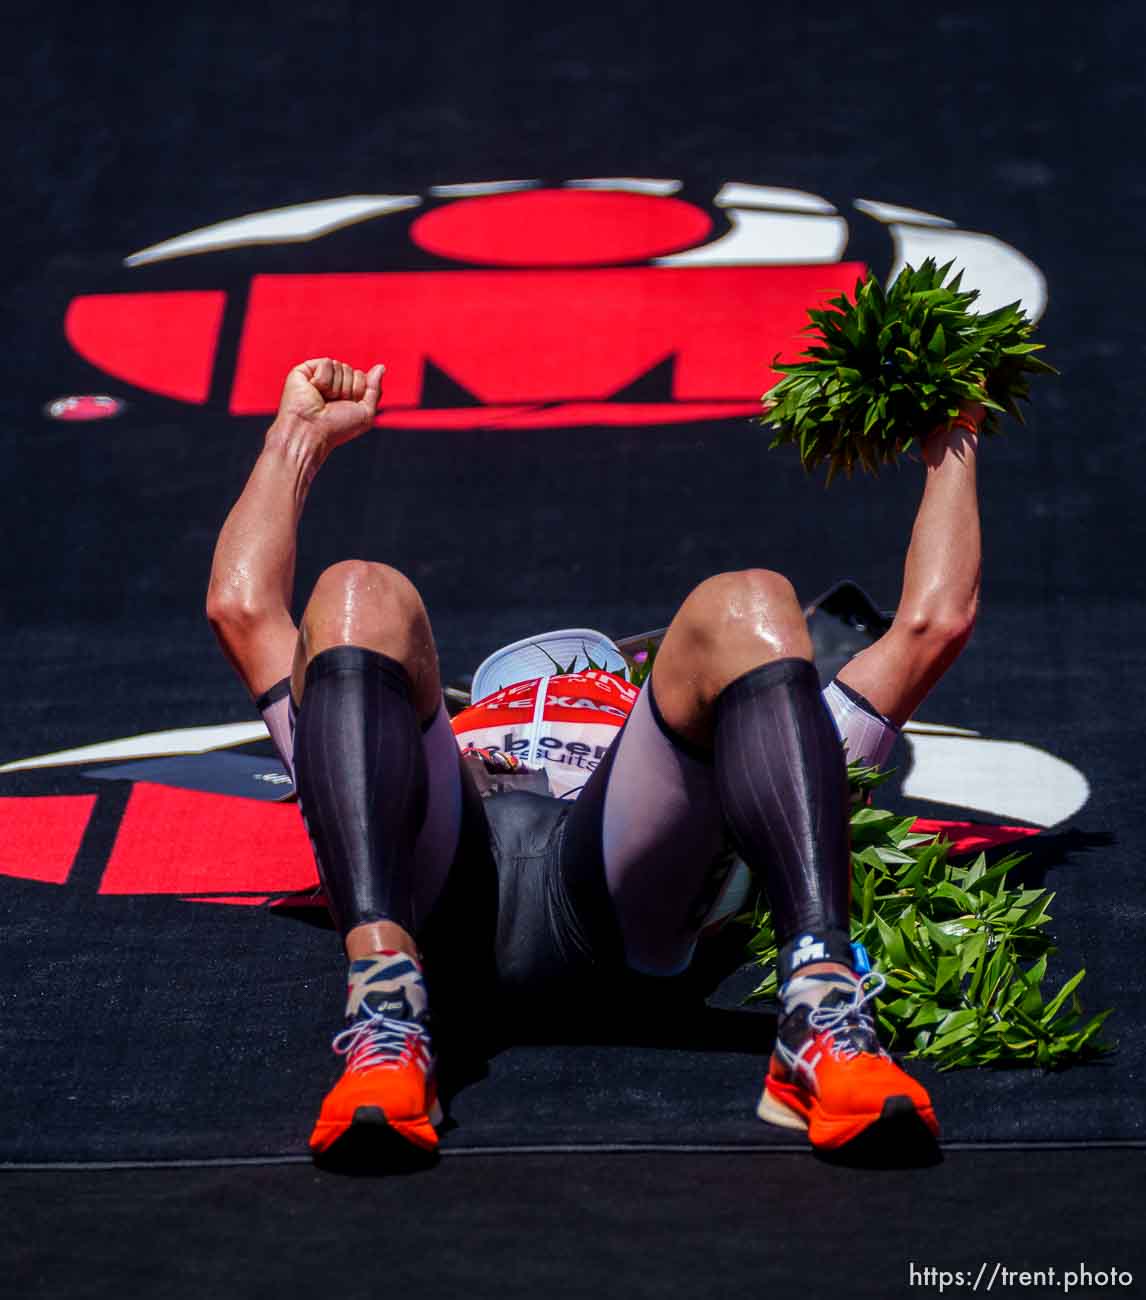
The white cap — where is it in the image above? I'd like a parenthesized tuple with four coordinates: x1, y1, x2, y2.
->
(470, 628, 628, 704)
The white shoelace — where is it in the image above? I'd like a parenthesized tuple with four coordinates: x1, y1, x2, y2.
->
(806, 972, 887, 1058)
(331, 1005, 431, 1073)
(784, 972, 888, 1083)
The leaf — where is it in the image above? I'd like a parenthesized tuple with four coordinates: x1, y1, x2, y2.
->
(1042, 969, 1087, 1022)
(981, 941, 1011, 1004)
(935, 881, 977, 913)
(934, 953, 961, 994)
(861, 868, 876, 926)
(747, 768, 1112, 1068)
(962, 853, 987, 885)
(874, 913, 909, 970)
(760, 259, 1053, 481)
(926, 1016, 979, 1052)
(958, 930, 988, 977)
(920, 913, 959, 955)
(907, 1000, 944, 1028)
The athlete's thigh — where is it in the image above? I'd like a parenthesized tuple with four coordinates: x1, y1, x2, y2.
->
(409, 703, 469, 928)
(561, 683, 728, 976)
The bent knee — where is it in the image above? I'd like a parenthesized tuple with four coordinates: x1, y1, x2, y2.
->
(309, 560, 424, 616)
(682, 568, 804, 642)
(302, 561, 429, 646)
(297, 560, 440, 712)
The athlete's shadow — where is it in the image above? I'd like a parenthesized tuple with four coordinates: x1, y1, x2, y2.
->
(463, 994, 776, 1055)
(314, 1124, 442, 1178)
(432, 925, 946, 1170)
(503, 951, 776, 1052)
(997, 826, 1115, 889)
(433, 926, 778, 1109)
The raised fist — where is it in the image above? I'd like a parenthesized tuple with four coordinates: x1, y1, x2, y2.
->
(274, 357, 385, 452)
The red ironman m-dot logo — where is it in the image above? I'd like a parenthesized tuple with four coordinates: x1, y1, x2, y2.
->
(61, 187, 867, 428)
(65, 291, 226, 404)
(408, 189, 714, 266)
(228, 263, 863, 427)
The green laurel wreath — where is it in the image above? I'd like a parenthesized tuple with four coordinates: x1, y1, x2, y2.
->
(761, 259, 1057, 482)
(552, 650, 1111, 1070)
(746, 764, 1112, 1070)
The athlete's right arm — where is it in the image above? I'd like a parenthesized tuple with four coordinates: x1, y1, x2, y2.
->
(205, 358, 385, 698)
(835, 399, 983, 728)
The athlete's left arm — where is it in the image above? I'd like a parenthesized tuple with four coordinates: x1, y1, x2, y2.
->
(835, 401, 984, 728)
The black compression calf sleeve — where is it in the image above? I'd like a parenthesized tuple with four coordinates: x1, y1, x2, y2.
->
(293, 646, 429, 937)
(713, 657, 851, 955)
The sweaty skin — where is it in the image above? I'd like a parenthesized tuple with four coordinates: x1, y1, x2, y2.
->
(207, 359, 421, 961)
(207, 357, 387, 700)
(208, 361, 985, 978)
(649, 404, 983, 746)
(836, 408, 983, 726)
(647, 402, 984, 985)
(651, 568, 814, 750)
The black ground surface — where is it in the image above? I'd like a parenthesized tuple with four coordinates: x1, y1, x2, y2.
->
(8, 1152, 1146, 1300)
(4, 0, 1145, 1290)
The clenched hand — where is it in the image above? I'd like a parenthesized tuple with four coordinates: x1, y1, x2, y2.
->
(273, 357, 385, 454)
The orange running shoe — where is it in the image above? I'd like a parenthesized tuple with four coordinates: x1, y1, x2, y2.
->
(309, 954, 442, 1156)
(757, 972, 939, 1149)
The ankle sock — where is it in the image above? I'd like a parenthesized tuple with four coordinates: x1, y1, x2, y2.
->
(345, 950, 430, 1027)
(780, 968, 859, 1017)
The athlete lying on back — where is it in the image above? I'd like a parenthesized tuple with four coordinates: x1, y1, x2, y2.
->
(207, 357, 983, 1156)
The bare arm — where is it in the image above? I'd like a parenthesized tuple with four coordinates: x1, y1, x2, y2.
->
(206, 358, 385, 698)
(836, 402, 983, 727)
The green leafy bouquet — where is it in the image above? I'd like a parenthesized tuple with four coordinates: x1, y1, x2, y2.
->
(748, 765, 1112, 1070)
(549, 650, 1110, 1071)
(761, 259, 1056, 481)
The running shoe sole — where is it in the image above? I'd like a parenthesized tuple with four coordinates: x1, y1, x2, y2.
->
(758, 1081, 939, 1148)
(310, 1096, 443, 1155)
